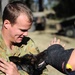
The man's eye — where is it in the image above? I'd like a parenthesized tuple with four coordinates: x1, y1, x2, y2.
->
(20, 29, 27, 32)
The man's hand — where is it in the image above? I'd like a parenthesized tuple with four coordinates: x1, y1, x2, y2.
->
(0, 58, 20, 75)
(50, 37, 65, 47)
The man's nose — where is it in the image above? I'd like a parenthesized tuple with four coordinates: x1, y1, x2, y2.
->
(23, 31, 28, 36)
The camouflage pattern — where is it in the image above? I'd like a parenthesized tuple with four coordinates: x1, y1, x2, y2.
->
(0, 33, 48, 75)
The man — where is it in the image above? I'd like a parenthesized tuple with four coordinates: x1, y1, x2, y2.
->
(0, 1, 48, 75)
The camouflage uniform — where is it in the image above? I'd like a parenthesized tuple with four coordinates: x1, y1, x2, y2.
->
(0, 33, 48, 75)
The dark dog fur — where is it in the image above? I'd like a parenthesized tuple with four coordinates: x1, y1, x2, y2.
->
(9, 50, 48, 75)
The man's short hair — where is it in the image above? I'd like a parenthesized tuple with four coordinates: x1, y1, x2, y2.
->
(2, 1, 33, 24)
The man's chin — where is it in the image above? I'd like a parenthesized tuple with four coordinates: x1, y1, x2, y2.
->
(15, 40, 22, 43)
(16, 40, 22, 43)
(14, 38, 23, 43)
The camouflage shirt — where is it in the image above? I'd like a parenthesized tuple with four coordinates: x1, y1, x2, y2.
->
(0, 33, 48, 75)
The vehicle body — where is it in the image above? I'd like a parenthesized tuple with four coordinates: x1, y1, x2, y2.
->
(56, 17, 75, 37)
(29, 12, 46, 32)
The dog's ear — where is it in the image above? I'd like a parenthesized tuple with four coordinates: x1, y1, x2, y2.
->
(9, 56, 20, 64)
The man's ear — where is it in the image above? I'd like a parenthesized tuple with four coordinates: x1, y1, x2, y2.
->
(3, 20, 11, 29)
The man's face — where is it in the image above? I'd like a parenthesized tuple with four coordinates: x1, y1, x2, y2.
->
(9, 13, 32, 43)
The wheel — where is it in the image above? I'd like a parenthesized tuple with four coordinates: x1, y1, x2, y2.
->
(65, 28, 75, 37)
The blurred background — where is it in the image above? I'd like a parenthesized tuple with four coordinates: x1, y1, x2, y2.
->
(0, 0, 75, 75)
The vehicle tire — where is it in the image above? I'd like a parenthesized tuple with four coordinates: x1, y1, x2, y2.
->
(65, 28, 75, 37)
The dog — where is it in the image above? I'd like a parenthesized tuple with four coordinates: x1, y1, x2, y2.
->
(9, 44, 74, 75)
(9, 50, 47, 75)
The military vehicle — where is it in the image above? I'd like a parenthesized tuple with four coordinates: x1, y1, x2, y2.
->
(56, 16, 75, 37)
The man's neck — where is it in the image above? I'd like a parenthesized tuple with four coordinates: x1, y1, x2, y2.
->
(1, 29, 14, 50)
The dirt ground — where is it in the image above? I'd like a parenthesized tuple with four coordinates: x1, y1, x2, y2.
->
(28, 28, 75, 75)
